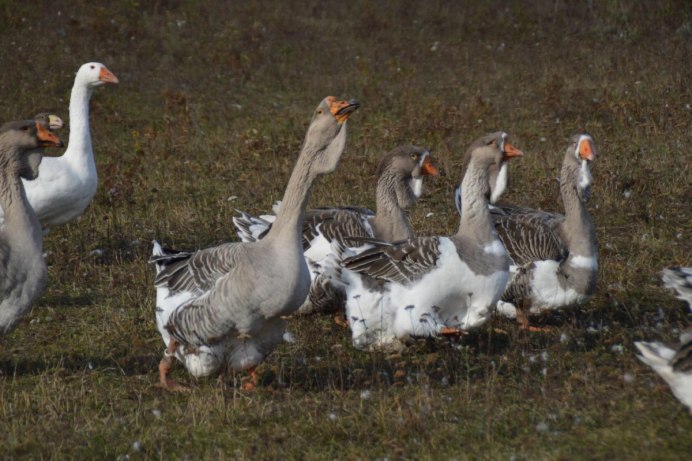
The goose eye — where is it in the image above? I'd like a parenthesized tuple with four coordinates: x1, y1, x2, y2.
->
(316, 109, 323, 115)
(90, 65, 95, 69)
(410, 153, 418, 160)
(487, 140, 496, 146)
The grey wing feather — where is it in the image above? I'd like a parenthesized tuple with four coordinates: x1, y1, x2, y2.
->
(343, 237, 441, 284)
(492, 208, 567, 266)
(153, 242, 241, 296)
(303, 208, 374, 248)
(661, 267, 692, 309)
(233, 211, 271, 242)
(671, 335, 692, 373)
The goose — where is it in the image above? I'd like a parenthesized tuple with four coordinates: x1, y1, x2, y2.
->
(333, 132, 522, 351)
(0, 62, 119, 232)
(0, 113, 63, 134)
(150, 96, 359, 390)
(635, 267, 692, 413)
(0, 120, 64, 335)
(490, 134, 598, 330)
(233, 145, 440, 314)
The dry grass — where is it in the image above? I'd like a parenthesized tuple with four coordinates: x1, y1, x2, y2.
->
(0, 0, 691, 459)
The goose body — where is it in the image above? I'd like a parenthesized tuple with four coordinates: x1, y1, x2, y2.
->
(151, 97, 359, 389)
(489, 135, 598, 327)
(0, 120, 63, 335)
(635, 267, 692, 413)
(233, 145, 439, 314)
(0, 63, 118, 232)
(334, 132, 522, 351)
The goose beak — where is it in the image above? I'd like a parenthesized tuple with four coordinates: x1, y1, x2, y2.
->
(331, 98, 360, 123)
(99, 66, 119, 85)
(36, 121, 64, 148)
(421, 155, 440, 176)
(47, 114, 64, 130)
(502, 142, 523, 160)
(578, 137, 595, 161)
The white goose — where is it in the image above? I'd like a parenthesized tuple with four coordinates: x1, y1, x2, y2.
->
(0, 120, 64, 335)
(0, 63, 119, 232)
(334, 132, 522, 351)
(491, 134, 598, 329)
(150, 97, 359, 390)
(233, 145, 440, 314)
(635, 267, 692, 413)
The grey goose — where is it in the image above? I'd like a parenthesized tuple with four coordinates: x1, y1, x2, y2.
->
(491, 134, 598, 330)
(0, 120, 64, 336)
(150, 97, 359, 390)
(333, 132, 522, 351)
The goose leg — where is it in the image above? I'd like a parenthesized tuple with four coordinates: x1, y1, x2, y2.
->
(241, 367, 258, 390)
(516, 304, 550, 332)
(334, 313, 349, 328)
(439, 326, 467, 337)
(159, 340, 189, 392)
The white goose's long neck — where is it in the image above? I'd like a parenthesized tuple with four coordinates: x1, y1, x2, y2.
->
(64, 83, 95, 174)
(456, 160, 495, 245)
(0, 154, 42, 249)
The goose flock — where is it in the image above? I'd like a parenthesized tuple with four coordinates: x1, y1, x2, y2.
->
(0, 62, 689, 412)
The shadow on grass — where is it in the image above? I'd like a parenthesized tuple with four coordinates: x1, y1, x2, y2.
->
(37, 294, 94, 308)
(0, 353, 159, 378)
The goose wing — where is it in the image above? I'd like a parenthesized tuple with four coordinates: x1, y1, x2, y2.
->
(492, 208, 567, 265)
(303, 207, 374, 248)
(672, 333, 692, 373)
(152, 242, 242, 297)
(342, 237, 440, 284)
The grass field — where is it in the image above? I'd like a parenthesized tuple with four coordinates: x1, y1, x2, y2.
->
(0, 0, 691, 459)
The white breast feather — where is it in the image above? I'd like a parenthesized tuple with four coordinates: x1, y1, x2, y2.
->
(529, 260, 589, 311)
(483, 240, 507, 257)
(490, 163, 508, 204)
(342, 238, 507, 349)
(411, 177, 423, 198)
(569, 254, 598, 270)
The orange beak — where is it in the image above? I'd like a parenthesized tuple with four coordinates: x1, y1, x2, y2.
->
(578, 138, 595, 161)
(421, 155, 440, 176)
(36, 121, 64, 148)
(99, 66, 119, 85)
(329, 98, 360, 123)
(502, 142, 523, 160)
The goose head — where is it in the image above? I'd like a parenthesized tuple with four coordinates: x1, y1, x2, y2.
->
(75, 62, 119, 89)
(303, 96, 360, 176)
(33, 113, 64, 131)
(0, 120, 63, 180)
(566, 134, 596, 202)
(377, 145, 440, 199)
(462, 131, 523, 201)
(455, 132, 522, 212)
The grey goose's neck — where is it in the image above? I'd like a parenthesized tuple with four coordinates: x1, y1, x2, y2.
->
(64, 83, 95, 170)
(557, 157, 598, 295)
(559, 158, 597, 260)
(0, 154, 42, 247)
(370, 170, 416, 241)
(456, 159, 496, 245)
(264, 150, 319, 248)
